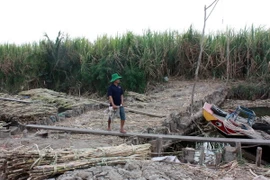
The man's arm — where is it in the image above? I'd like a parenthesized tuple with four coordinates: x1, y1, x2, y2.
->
(121, 95, 124, 106)
(109, 96, 118, 109)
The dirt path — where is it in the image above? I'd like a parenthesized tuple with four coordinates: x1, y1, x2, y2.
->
(55, 80, 225, 133)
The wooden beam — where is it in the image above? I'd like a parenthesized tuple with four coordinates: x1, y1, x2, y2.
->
(235, 142, 242, 160)
(156, 137, 163, 156)
(215, 151, 222, 167)
(125, 108, 166, 118)
(199, 146, 205, 165)
(256, 147, 262, 167)
(89, 99, 165, 118)
(25, 124, 270, 145)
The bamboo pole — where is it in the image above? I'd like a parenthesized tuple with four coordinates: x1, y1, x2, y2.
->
(25, 124, 270, 145)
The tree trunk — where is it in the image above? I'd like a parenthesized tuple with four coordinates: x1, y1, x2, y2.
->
(190, 5, 207, 115)
(226, 33, 230, 84)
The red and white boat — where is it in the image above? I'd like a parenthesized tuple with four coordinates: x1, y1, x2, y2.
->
(202, 102, 258, 138)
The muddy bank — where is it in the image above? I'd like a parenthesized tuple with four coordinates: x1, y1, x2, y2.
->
(163, 87, 228, 134)
(222, 99, 270, 110)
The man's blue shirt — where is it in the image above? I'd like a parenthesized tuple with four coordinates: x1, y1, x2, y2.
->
(107, 84, 123, 106)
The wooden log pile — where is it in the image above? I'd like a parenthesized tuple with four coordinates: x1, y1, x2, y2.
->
(0, 143, 151, 180)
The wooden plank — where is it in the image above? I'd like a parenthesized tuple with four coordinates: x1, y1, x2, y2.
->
(25, 124, 270, 145)
(0, 97, 32, 103)
(89, 99, 165, 118)
(126, 108, 166, 118)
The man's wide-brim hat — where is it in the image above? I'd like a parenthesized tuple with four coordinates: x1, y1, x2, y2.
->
(110, 73, 122, 82)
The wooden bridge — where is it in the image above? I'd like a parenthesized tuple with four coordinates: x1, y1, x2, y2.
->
(26, 124, 270, 166)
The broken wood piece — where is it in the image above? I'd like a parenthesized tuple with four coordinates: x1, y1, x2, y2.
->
(34, 130, 49, 138)
(131, 136, 139, 145)
(126, 91, 149, 102)
(223, 146, 237, 162)
(183, 147, 195, 163)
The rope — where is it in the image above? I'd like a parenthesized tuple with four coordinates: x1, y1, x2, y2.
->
(30, 144, 44, 169)
(53, 152, 58, 165)
(53, 164, 58, 175)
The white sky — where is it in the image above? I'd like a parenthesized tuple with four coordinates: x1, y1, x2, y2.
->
(0, 0, 269, 44)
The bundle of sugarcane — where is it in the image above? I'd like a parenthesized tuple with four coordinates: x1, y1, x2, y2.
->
(2, 143, 151, 180)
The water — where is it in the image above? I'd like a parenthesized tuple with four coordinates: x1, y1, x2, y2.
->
(249, 107, 270, 117)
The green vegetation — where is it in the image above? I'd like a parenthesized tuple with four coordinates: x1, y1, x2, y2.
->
(228, 76, 270, 100)
(0, 26, 270, 95)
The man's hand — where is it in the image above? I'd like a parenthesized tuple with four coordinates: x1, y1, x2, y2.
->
(112, 104, 118, 109)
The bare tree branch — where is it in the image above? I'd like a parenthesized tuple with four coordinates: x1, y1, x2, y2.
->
(206, 0, 219, 9)
(190, 0, 219, 115)
(206, 0, 220, 21)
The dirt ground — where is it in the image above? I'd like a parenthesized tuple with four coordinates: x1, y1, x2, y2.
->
(1, 79, 270, 180)
(56, 160, 270, 180)
(0, 79, 225, 150)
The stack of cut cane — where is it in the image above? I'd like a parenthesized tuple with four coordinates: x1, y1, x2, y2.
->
(0, 143, 151, 180)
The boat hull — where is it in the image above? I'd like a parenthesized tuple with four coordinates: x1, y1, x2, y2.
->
(203, 103, 245, 137)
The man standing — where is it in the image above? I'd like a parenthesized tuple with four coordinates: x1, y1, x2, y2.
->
(107, 73, 126, 133)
